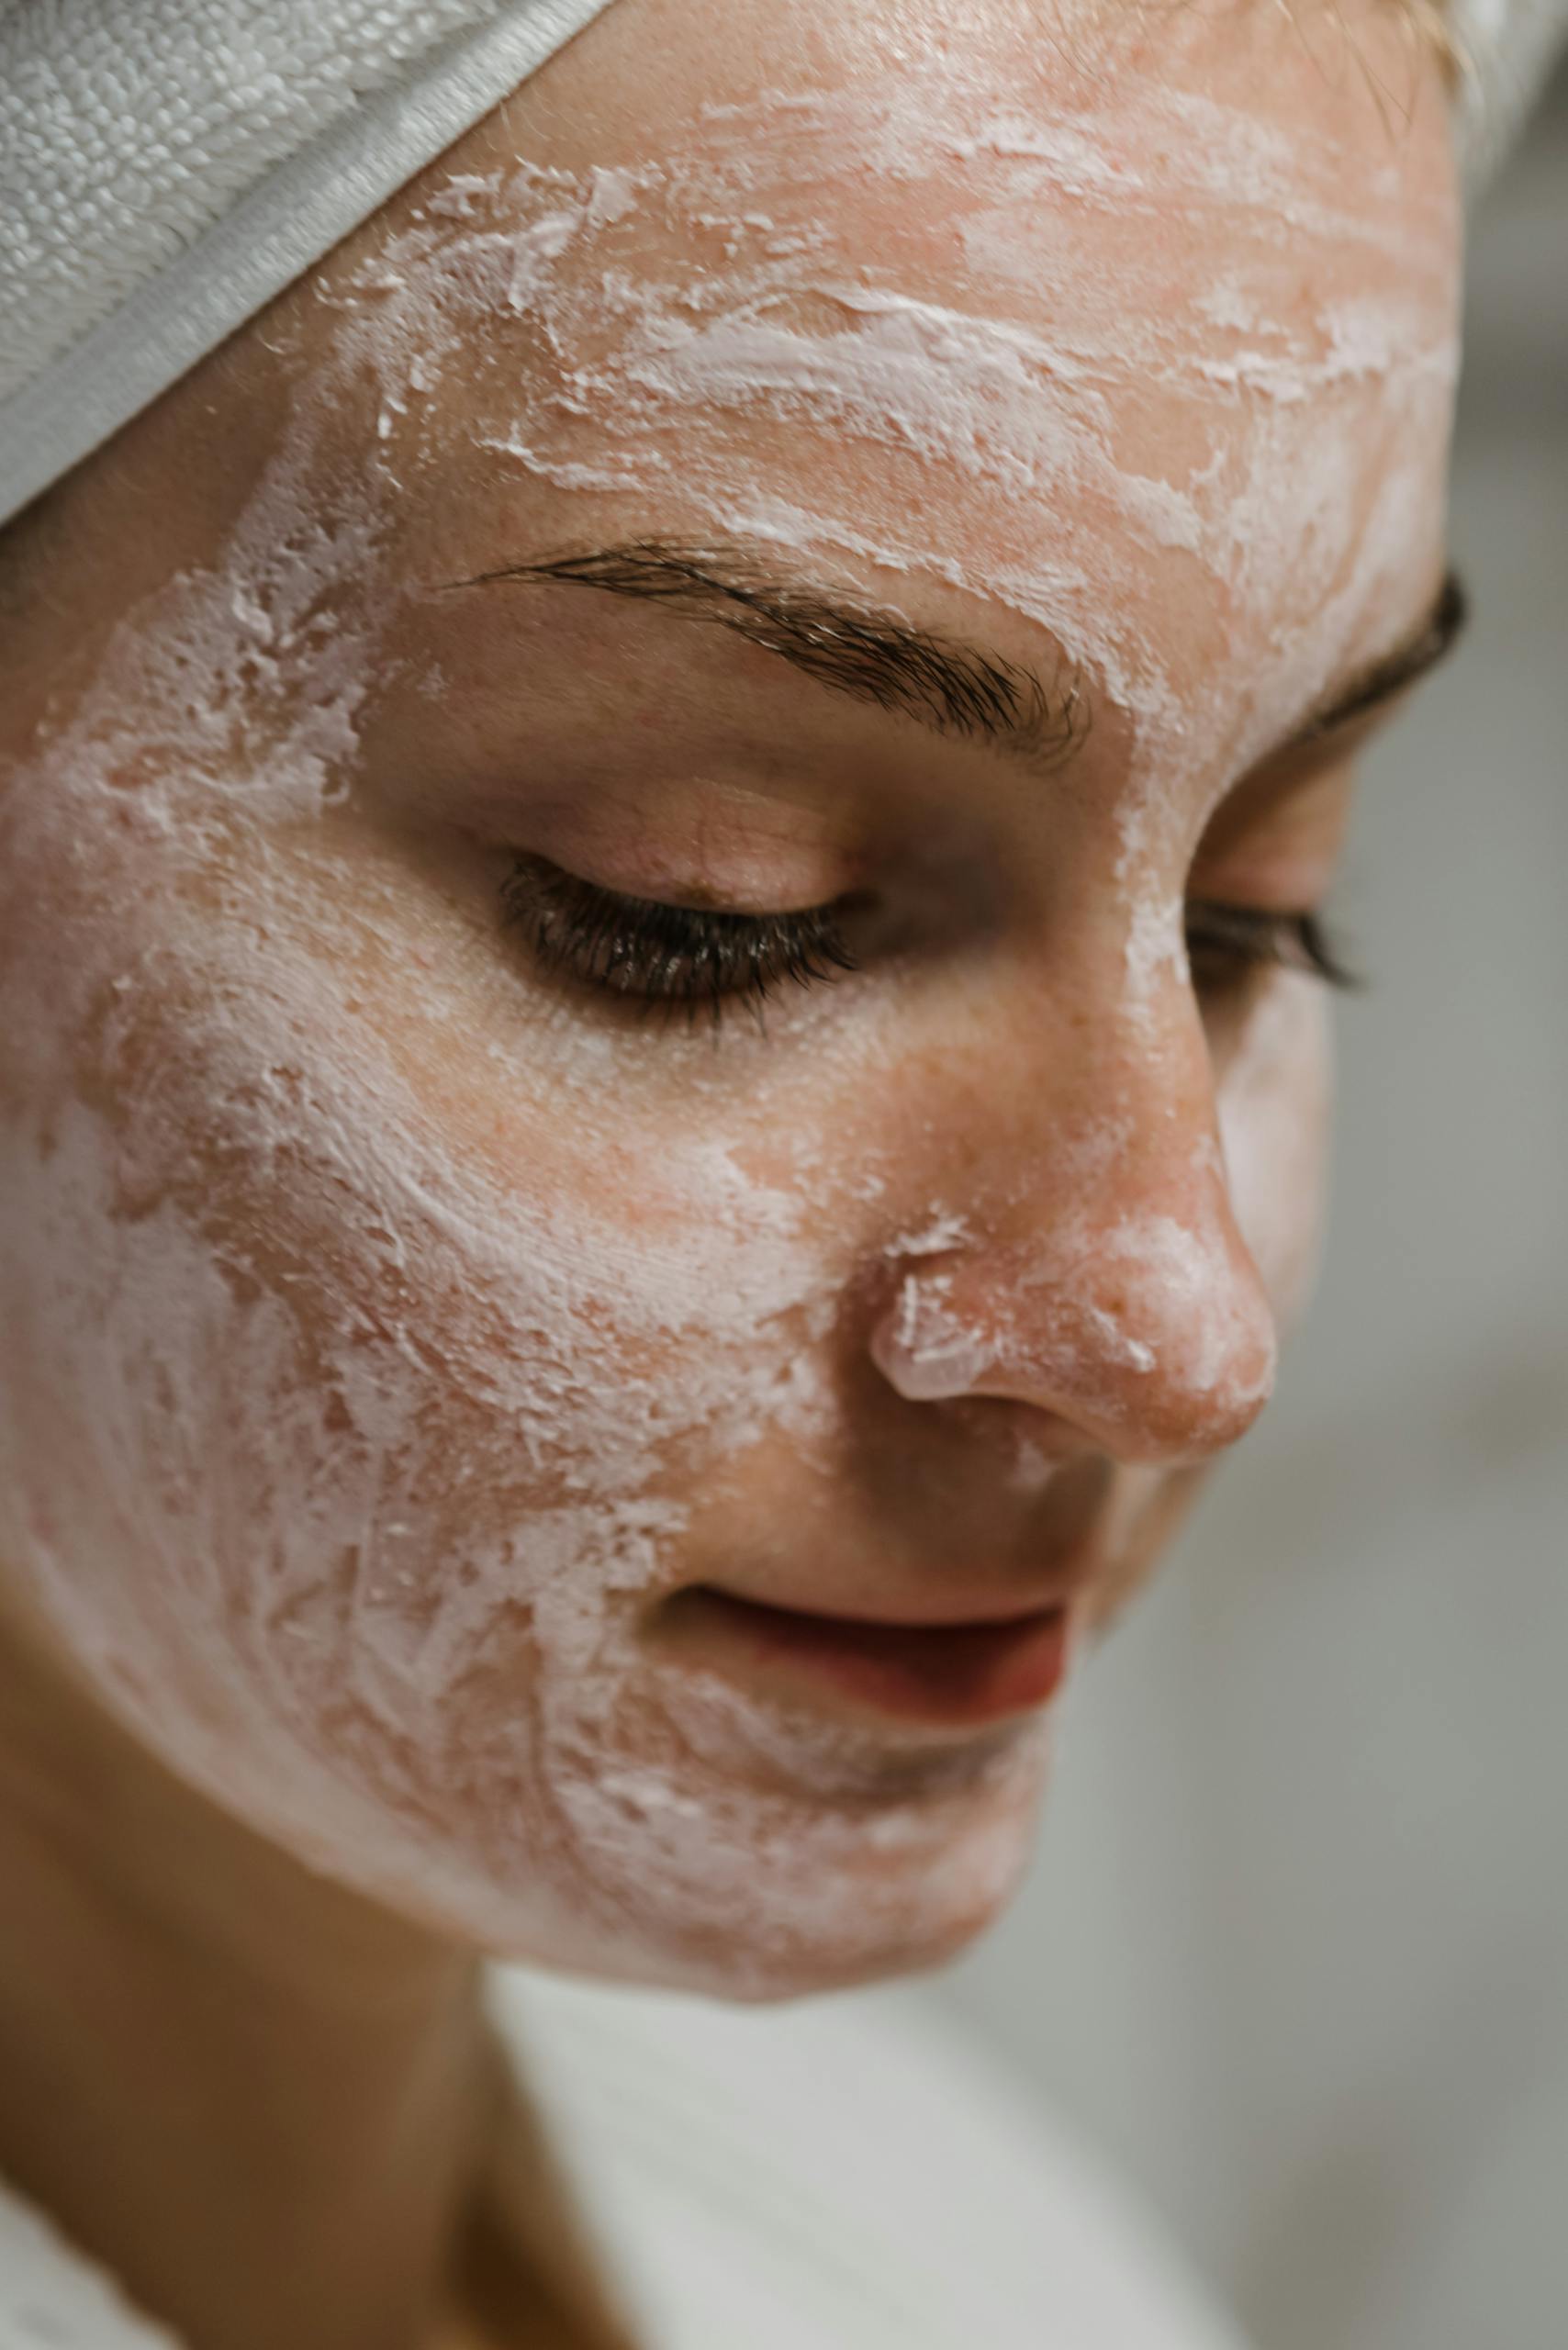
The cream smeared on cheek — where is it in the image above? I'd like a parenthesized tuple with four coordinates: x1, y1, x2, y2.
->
(0, 395, 1044, 1990)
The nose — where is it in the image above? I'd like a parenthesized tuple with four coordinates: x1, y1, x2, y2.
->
(868, 1017, 1279, 1468)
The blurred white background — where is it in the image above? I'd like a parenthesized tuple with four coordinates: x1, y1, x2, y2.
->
(926, 62, 1568, 2350)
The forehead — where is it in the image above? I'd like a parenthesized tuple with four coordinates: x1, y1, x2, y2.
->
(313, 0, 1458, 790)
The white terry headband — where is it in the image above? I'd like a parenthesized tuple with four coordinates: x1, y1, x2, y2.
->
(0, 0, 1563, 535)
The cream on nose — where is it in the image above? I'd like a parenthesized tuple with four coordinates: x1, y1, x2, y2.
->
(870, 1192, 1278, 1466)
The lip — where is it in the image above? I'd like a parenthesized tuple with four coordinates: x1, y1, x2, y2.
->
(663, 1585, 1073, 1730)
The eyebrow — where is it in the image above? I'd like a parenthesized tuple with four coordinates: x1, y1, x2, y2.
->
(443, 539, 1090, 771)
(442, 539, 1466, 767)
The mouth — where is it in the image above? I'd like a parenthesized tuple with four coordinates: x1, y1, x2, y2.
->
(659, 1584, 1074, 1730)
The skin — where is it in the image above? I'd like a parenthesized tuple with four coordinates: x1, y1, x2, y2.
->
(0, 0, 1460, 2343)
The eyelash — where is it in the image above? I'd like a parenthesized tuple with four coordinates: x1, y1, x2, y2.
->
(1185, 901, 1360, 994)
(500, 856, 860, 1024)
(500, 856, 1358, 1025)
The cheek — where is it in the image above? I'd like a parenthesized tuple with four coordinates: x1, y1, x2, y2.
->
(0, 737, 910, 1970)
(1215, 971, 1334, 1329)
(0, 926, 1044, 1993)
(0, 896, 798, 1605)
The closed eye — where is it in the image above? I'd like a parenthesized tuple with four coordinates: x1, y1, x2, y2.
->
(1185, 901, 1361, 994)
(500, 855, 859, 1026)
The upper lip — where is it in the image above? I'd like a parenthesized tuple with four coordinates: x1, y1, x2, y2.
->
(662, 1479, 1114, 1636)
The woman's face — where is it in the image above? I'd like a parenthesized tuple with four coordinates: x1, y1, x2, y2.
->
(0, 0, 1458, 1995)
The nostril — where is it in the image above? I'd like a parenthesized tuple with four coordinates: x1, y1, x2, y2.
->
(870, 1271, 1001, 1402)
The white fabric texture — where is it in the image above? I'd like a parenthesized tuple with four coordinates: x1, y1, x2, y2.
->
(1, 0, 1566, 534)
(500, 1973, 1252, 2350)
(0, 2189, 180, 2348)
(0, 1967, 1251, 2349)
(0, 0, 619, 528)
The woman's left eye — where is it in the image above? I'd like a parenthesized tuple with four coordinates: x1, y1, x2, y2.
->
(1185, 901, 1360, 994)
(500, 855, 860, 1023)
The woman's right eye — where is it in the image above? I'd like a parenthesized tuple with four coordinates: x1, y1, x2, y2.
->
(499, 854, 861, 1025)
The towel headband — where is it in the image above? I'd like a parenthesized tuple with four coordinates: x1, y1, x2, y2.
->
(0, 0, 1562, 532)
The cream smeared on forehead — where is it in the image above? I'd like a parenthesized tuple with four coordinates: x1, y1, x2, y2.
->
(349, 37, 1455, 991)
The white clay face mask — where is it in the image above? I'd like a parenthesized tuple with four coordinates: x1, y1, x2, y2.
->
(0, 0, 1458, 1995)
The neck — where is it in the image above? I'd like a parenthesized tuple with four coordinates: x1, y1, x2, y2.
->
(0, 1601, 495, 2350)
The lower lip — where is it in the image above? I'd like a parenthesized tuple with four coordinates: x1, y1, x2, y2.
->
(672, 1589, 1072, 1729)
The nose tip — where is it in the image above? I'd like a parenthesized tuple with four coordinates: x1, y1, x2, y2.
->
(1072, 1209, 1279, 1455)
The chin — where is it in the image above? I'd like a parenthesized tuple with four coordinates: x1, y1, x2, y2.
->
(440, 1713, 1056, 2005)
(479, 1862, 1034, 2007)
